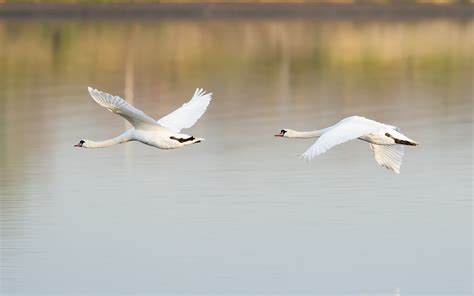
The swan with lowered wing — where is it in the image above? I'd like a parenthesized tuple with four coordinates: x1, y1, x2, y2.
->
(275, 116, 418, 174)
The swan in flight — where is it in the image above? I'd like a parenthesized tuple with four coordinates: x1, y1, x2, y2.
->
(275, 116, 418, 174)
(74, 87, 212, 150)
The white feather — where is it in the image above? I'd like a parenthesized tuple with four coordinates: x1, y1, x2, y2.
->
(301, 116, 385, 161)
(370, 144, 405, 174)
(157, 88, 213, 132)
(87, 87, 158, 129)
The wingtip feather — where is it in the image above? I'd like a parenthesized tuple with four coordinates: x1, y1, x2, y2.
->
(87, 86, 95, 95)
(193, 88, 213, 100)
(301, 152, 313, 162)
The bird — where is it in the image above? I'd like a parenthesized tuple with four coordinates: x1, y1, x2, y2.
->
(74, 87, 212, 150)
(274, 116, 418, 174)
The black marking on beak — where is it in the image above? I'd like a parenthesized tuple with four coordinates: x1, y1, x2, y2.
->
(74, 140, 85, 147)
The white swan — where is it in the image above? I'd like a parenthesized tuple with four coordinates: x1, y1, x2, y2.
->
(74, 87, 212, 150)
(275, 116, 418, 174)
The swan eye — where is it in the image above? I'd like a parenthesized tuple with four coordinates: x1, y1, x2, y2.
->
(385, 133, 391, 137)
(281, 129, 287, 134)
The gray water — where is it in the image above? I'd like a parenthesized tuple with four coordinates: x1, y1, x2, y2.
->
(0, 19, 472, 295)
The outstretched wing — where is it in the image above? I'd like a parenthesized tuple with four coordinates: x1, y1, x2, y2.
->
(157, 88, 212, 133)
(88, 87, 159, 129)
(370, 144, 404, 174)
(301, 116, 383, 161)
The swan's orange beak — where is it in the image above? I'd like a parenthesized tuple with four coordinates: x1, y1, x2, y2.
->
(275, 131, 285, 137)
(74, 140, 84, 147)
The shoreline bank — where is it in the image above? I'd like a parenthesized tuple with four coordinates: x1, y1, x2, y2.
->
(0, 3, 473, 19)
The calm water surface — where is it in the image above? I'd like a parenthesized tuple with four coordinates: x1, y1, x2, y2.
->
(0, 18, 472, 295)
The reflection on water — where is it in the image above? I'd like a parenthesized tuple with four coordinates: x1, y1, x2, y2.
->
(0, 18, 472, 295)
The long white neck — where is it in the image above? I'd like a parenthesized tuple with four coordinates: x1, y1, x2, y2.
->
(287, 129, 328, 139)
(86, 131, 132, 148)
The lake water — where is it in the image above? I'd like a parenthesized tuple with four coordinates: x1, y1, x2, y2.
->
(0, 18, 472, 295)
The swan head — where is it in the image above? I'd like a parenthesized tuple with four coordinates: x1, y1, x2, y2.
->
(274, 129, 295, 138)
(74, 139, 90, 148)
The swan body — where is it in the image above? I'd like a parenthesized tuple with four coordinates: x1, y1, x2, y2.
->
(275, 116, 418, 174)
(75, 87, 212, 150)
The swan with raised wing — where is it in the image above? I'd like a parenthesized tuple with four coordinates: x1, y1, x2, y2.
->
(74, 87, 212, 150)
(275, 116, 418, 174)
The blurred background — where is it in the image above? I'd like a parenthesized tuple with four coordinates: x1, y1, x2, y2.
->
(0, 0, 473, 3)
(0, 2, 473, 296)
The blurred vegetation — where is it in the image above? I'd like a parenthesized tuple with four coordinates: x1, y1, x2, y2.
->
(1, 19, 472, 92)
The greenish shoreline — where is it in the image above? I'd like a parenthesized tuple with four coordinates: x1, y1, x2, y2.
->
(0, 3, 473, 19)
